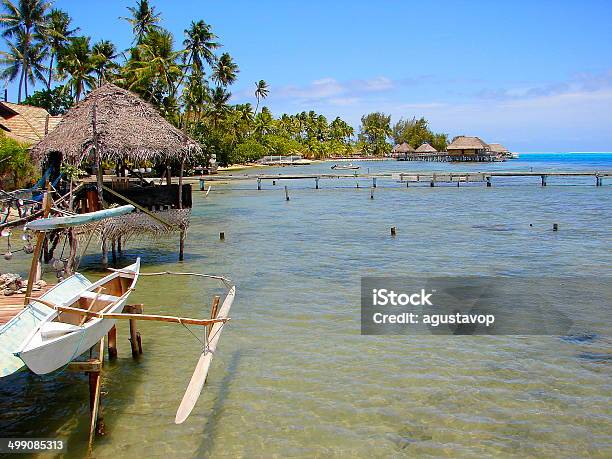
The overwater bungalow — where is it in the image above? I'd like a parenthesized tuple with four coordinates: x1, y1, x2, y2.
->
(392, 142, 415, 160)
(30, 83, 202, 264)
(415, 143, 437, 154)
(446, 135, 495, 161)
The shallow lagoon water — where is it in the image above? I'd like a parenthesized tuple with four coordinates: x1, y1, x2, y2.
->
(1, 154, 611, 457)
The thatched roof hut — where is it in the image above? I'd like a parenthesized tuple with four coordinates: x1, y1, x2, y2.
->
(30, 83, 201, 165)
(415, 143, 437, 153)
(447, 136, 489, 151)
(488, 143, 509, 153)
(395, 142, 415, 153)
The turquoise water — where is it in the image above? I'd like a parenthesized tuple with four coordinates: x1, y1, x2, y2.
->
(0, 153, 611, 457)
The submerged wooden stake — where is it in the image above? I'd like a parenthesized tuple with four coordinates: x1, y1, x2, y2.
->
(107, 326, 117, 359)
(391, 227, 397, 236)
(285, 186, 290, 201)
(219, 232, 225, 240)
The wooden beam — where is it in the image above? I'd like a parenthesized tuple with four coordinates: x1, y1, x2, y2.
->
(23, 187, 52, 306)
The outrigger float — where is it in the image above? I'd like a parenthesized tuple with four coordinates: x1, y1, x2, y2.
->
(1, 198, 237, 448)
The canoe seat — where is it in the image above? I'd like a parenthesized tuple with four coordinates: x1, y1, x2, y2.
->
(80, 291, 120, 302)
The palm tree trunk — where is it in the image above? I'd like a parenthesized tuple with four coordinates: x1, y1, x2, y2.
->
(47, 53, 54, 88)
(255, 97, 260, 116)
(18, 68, 24, 103)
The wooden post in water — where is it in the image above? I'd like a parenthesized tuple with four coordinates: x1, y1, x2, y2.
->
(101, 237, 108, 268)
(285, 186, 290, 201)
(199, 178, 205, 191)
(391, 227, 397, 236)
(219, 232, 225, 240)
(111, 239, 117, 264)
(596, 175, 602, 186)
(107, 326, 117, 359)
(486, 176, 492, 187)
(117, 236, 122, 254)
(315, 177, 319, 189)
(541, 175, 547, 186)
(372, 177, 377, 188)
(124, 304, 143, 357)
(370, 187, 374, 199)
(257, 178, 262, 190)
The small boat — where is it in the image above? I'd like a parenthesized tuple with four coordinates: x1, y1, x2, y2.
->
(15, 259, 140, 375)
(24, 205, 134, 231)
(331, 163, 360, 170)
(0, 273, 92, 378)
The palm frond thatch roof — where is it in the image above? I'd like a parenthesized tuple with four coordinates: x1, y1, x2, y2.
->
(488, 143, 509, 153)
(415, 142, 437, 153)
(30, 83, 201, 165)
(395, 142, 415, 153)
(447, 135, 489, 150)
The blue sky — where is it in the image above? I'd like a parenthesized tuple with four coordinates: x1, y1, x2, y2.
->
(3, 0, 612, 151)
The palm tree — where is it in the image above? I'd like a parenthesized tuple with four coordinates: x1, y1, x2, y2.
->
(57, 36, 95, 101)
(182, 20, 219, 75)
(254, 79, 268, 115)
(207, 85, 230, 127)
(0, 0, 51, 102)
(0, 29, 46, 99)
(92, 40, 118, 85)
(123, 28, 182, 106)
(43, 8, 78, 88)
(211, 52, 238, 86)
(123, 0, 161, 44)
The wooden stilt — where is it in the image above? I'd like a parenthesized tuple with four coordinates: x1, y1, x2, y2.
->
(108, 326, 117, 359)
(179, 230, 185, 261)
(88, 337, 105, 447)
(101, 237, 108, 267)
(111, 239, 117, 264)
(125, 304, 144, 357)
(117, 236, 122, 254)
(23, 187, 52, 306)
(285, 186, 290, 201)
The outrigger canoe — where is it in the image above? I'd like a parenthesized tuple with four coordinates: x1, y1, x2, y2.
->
(15, 259, 140, 375)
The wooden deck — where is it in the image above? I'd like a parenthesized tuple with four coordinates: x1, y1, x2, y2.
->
(0, 285, 54, 325)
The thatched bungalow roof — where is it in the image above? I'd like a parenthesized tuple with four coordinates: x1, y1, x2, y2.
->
(488, 143, 509, 153)
(0, 102, 61, 144)
(30, 83, 201, 165)
(447, 136, 489, 151)
(395, 142, 415, 153)
(415, 143, 437, 153)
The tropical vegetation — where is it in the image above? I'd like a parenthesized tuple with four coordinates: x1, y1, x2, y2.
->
(0, 0, 446, 169)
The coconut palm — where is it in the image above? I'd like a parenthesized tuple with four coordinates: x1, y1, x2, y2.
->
(0, 29, 46, 99)
(0, 0, 51, 102)
(42, 8, 78, 88)
(206, 85, 230, 127)
(254, 79, 268, 115)
(123, 0, 161, 44)
(56, 36, 95, 101)
(211, 52, 238, 86)
(123, 28, 182, 105)
(92, 40, 118, 85)
(182, 19, 219, 75)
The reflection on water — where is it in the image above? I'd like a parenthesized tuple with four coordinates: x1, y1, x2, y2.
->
(0, 156, 611, 457)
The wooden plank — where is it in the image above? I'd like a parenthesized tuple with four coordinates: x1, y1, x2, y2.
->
(0, 285, 54, 325)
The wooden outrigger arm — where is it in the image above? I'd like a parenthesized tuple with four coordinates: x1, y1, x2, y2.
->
(26, 297, 231, 327)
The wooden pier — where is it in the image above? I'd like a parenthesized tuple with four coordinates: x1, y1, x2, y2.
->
(199, 170, 611, 189)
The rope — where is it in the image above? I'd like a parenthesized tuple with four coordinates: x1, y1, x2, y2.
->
(179, 320, 205, 347)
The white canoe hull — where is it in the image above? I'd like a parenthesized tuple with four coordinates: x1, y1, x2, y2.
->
(16, 259, 140, 375)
